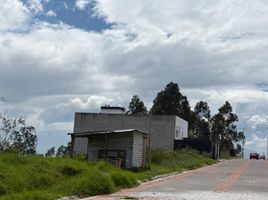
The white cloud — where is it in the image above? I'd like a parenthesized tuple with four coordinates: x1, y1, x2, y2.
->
(245, 133, 267, 153)
(27, 0, 43, 14)
(247, 115, 268, 129)
(2, 0, 268, 154)
(39, 95, 115, 124)
(63, 2, 68, 10)
(46, 10, 56, 17)
(184, 86, 268, 110)
(46, 122, 73, 132)
(0, 0, 29, 31)
(75, 0, 91, 10)
(93, 0, 268, 43)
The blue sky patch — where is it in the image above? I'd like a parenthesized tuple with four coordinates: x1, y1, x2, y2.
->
(22, 0, 112, 32)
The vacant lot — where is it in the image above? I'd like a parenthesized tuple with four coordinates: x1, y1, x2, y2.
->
(0, 149, 215, 200)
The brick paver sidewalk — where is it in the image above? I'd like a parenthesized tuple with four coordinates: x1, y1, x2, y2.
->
(82, 159, 268, 200)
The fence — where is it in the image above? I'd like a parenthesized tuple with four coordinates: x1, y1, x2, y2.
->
(174, 138, 212, 153)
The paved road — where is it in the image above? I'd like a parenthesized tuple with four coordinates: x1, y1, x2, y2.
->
(86, 159, 268, 200)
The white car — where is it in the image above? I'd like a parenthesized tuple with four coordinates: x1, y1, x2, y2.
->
(259, 153, 266, 159)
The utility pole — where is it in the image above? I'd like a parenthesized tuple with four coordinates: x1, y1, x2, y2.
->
(242, 128, 245, 158)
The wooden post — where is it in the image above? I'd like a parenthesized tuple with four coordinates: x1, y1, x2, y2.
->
(70, 135, 75, 157)
(86, 136, 90, 160)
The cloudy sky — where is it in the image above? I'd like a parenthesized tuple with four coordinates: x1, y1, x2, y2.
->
(1, 0, 268, 156)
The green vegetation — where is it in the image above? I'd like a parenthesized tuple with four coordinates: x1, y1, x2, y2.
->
(0, 149, 215, 200)
(148, 82, 245, 158)
(134, 149, 216, 180)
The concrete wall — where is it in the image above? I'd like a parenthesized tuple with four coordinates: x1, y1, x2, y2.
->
(100, 108, 124, 114)
(73, 113, 178, 152)
(175, 116, 188, 140)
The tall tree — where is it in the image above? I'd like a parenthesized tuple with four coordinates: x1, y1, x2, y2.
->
(0, 113, 37, 155)
(12, 126, 37, 155)
(210, 101, 245, 157)
(150, 82, 194, 130)
(127, 95, 148, 114)
(56, 142, 71, 157)
(151, 82, 183, 115)
(45, 147, 55, 157)
(192, 101, 211, 139)
(210, 113, 224, 142)
(194, 101, 211, 120)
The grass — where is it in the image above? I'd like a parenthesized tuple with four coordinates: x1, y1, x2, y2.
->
(134, 149, 216, 180)
(0, 149, 216, 200)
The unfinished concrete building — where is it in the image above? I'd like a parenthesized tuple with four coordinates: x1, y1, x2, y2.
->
(71, 107, 188, 156)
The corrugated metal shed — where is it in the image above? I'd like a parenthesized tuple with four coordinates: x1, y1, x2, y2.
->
(69, 129, 149, 168)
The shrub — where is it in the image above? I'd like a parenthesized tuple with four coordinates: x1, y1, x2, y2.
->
(0, 181, 7, 195)
(60, 169, 115, 196)
(111, 172, 137, 188)
(150, 149, 165, 164)
(59, 165, 81, 176)
(0, 190, 58, 200)
(28, 174, 55, 189)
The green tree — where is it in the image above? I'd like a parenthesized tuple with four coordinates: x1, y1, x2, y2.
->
(0, 113, 37, 155)
(210, 113, 224, 142)
(210, 101, 245, 157)
(235, 144, 242, 156)
(151, 82, 183, 115)
(194, 101, 211, 120)
(12, 126, 37, 155)
(150, 82, 195, 130)
(56, 142, 71, 157)
(45, 147, 55, 157)
(127, 95, 148, 114)
(192, 101, 211, 139)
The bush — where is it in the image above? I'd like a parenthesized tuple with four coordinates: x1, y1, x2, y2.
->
(28, 174, 55, 189)
(59, 165, 82, 176)
(60, 169, 115, 196)
(111, 172, 137, 188)
(0, 182, 7, 195)
(150, 149, 165, 164)
(0, 190, 59, 200)
(31, 160, 51, 173)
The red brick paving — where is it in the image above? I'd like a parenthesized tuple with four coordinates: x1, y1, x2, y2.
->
(213, 160, 251, 192)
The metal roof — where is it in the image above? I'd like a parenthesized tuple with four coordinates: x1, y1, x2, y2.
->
(100, 106, 125, 111)
(68, 129, 148, 137)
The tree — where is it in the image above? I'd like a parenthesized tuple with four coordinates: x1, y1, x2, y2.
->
(150, 82, 195, 130)
(45, 147, 55, 157)
(127, 95, 148, 115)
(210, 101, 245, 157)
(192, 101, 211, 139)
(210, 113, 224, 142)
(235, 144, 242, 157)
(0, 113, 37, 155)
(194, 101, 211, 120)
(56, 142, 71, 157)
(151, 82, 183, 115)
(12, 126, 37, 155)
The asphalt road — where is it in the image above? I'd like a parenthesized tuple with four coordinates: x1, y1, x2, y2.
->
(86, 159, 268, 200)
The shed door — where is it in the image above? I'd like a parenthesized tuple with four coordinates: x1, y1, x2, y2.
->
(97, 150, 126, 168)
